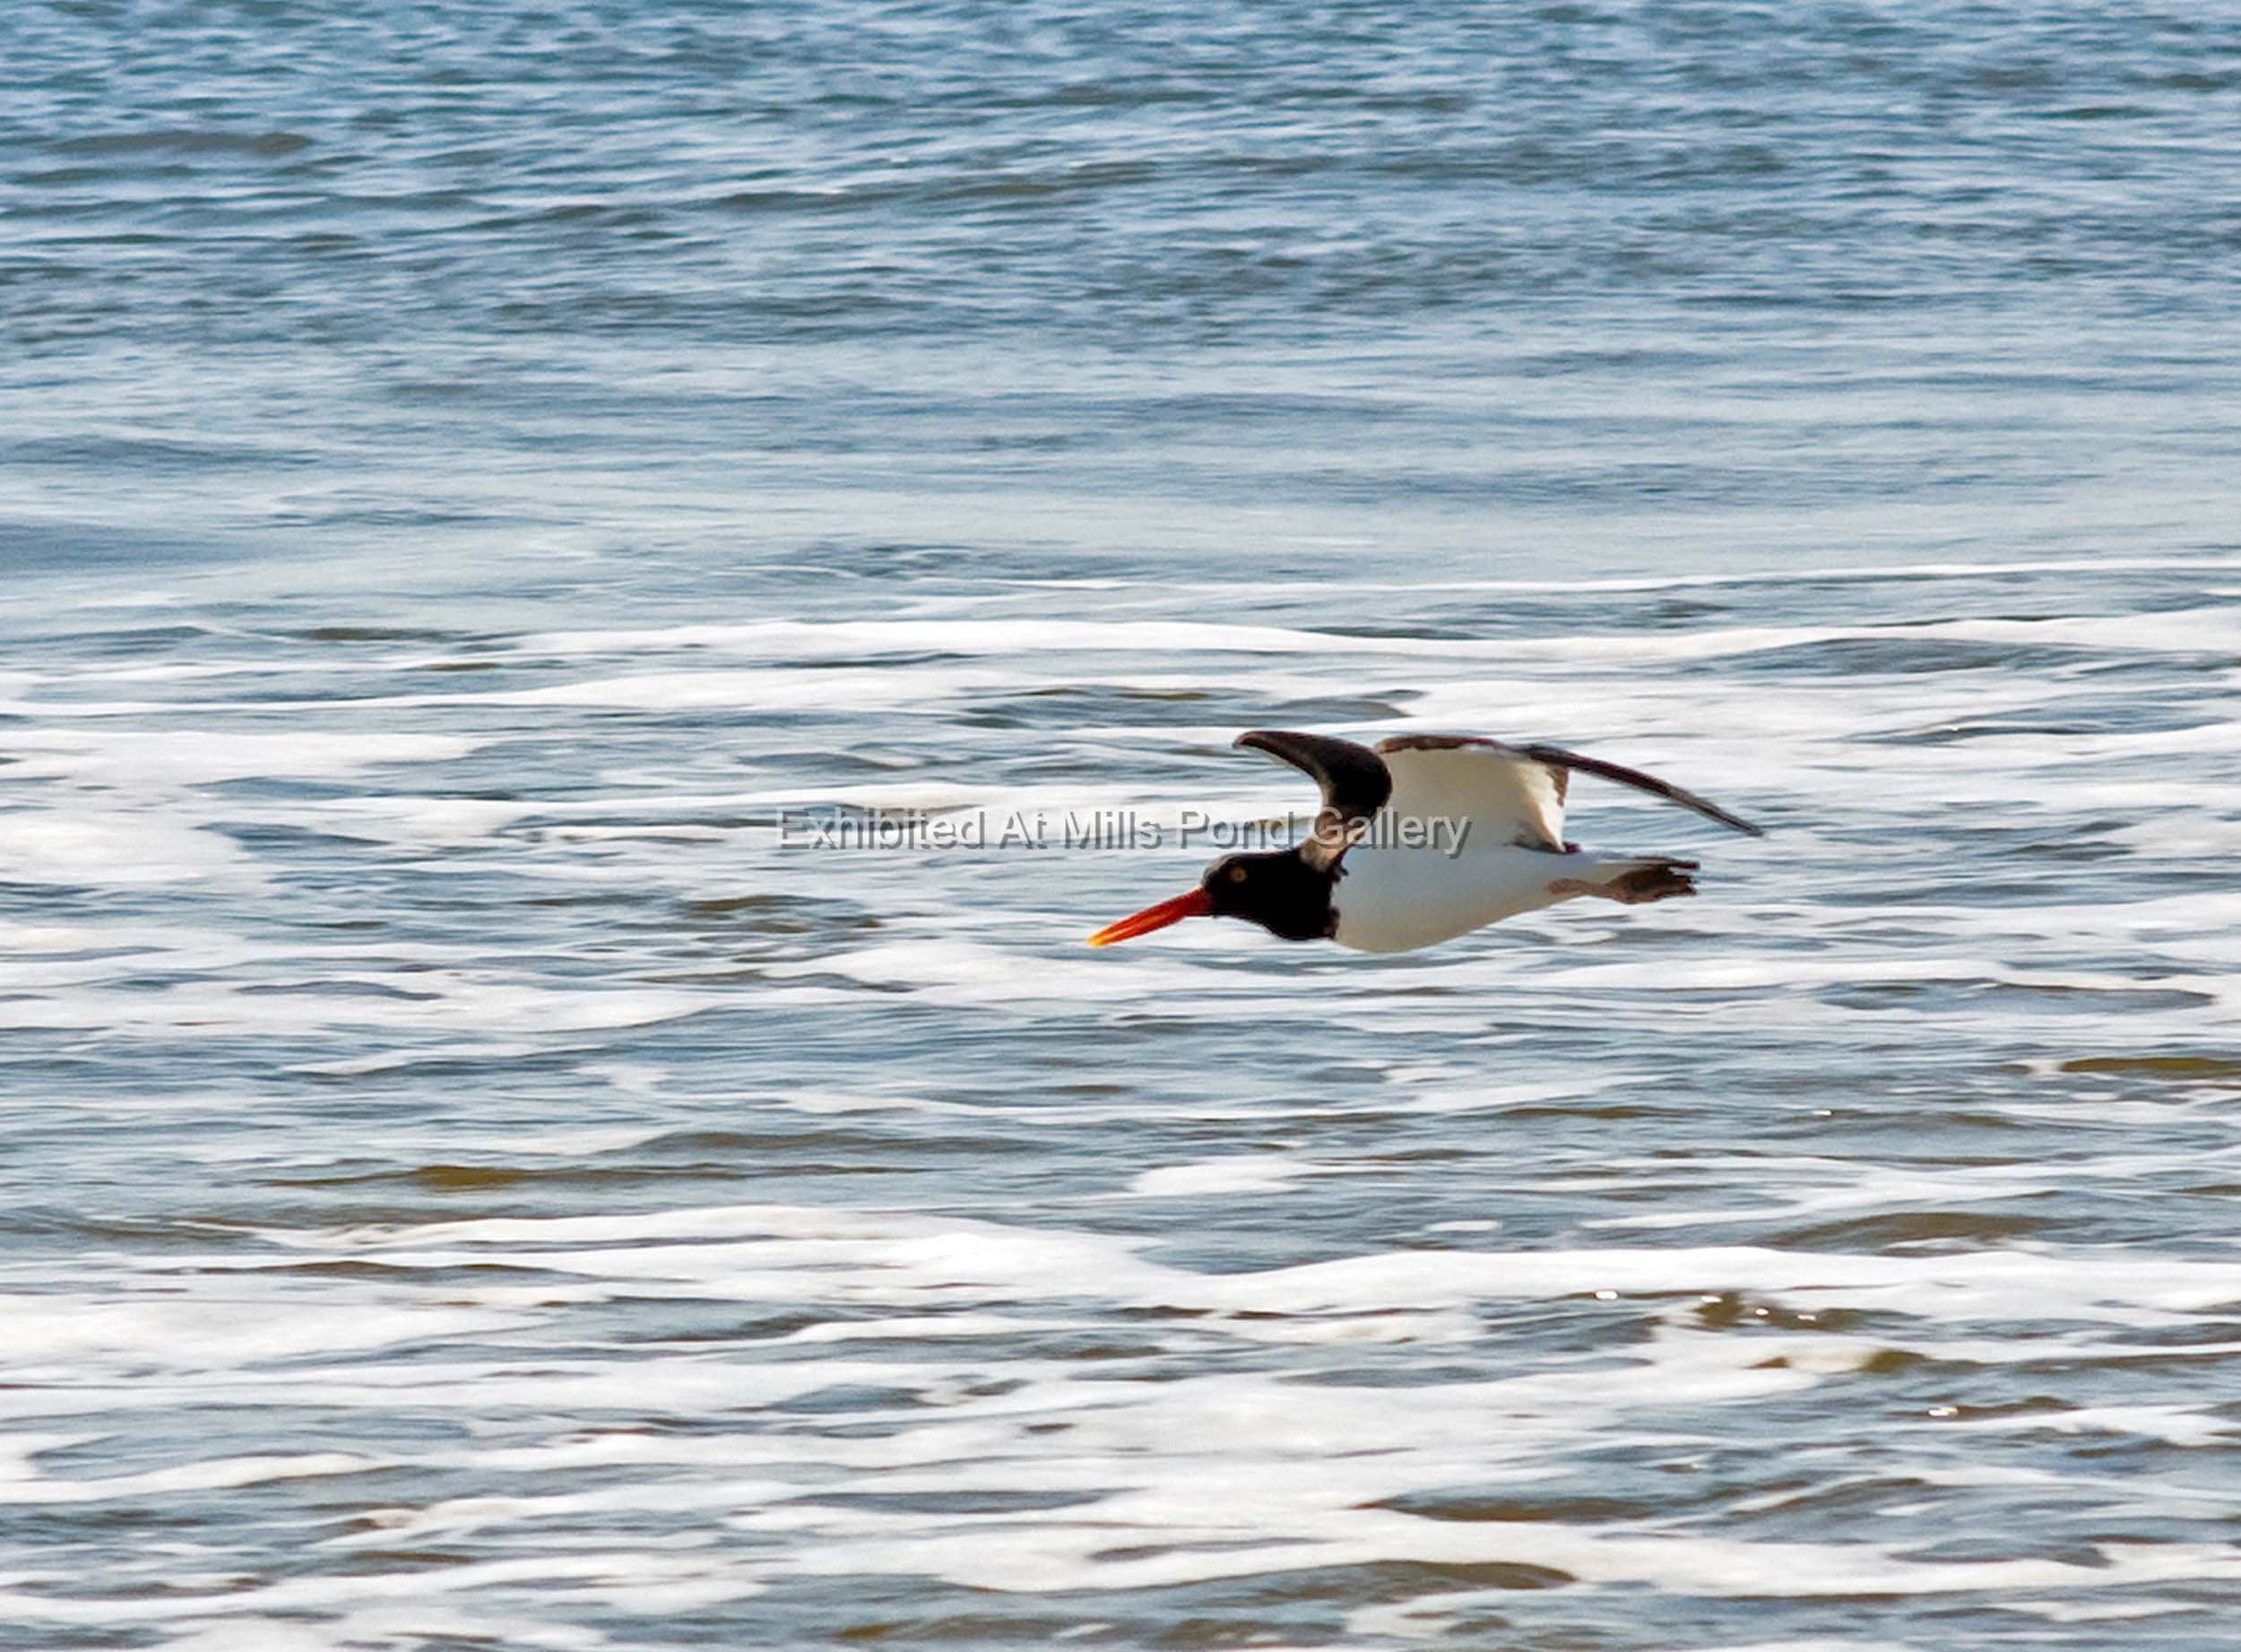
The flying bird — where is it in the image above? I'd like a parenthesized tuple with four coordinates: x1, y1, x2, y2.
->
(1087, 730, 1763, 954)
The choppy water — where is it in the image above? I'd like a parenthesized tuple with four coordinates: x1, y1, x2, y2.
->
(6, 3, 2241, 1648)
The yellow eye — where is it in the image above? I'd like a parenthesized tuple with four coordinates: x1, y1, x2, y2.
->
(1228, 864, 1247, 884)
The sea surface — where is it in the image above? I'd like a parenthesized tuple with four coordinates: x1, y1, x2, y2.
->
(5, 3, 2241, 1648)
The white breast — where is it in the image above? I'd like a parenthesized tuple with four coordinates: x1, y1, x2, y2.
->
(1329, 843, 1587, 953)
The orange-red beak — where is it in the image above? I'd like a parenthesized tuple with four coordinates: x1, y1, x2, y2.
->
(1086, 887, 1214, 947)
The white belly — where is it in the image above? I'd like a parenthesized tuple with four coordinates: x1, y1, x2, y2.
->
(1329, 843, 1589, 953)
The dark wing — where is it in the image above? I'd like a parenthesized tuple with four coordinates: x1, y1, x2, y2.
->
(1516, 741, 1765, 837)
(1233, 730, 1393, 869)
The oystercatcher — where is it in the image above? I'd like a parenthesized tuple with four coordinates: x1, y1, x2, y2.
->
(1088, 730, 1763, 953)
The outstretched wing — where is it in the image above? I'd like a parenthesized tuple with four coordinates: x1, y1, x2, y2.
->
(1233, 730, 1393, 868)
(1373, 735, 1572, 852)
(1375, 734, 1764, 851)
(1517, 741, 1763, 837)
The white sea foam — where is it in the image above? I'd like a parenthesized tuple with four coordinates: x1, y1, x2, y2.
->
(1, 729, 480, 788)
(1128, 1155, 1362, 1198)
(0, 809, 246, 887)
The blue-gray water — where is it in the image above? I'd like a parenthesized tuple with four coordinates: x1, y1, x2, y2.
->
(6, 4, 2241, 1648)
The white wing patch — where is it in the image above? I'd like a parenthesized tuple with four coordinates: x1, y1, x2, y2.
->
(1372, 736, 1567, 852)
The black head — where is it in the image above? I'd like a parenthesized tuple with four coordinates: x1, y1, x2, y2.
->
(1198, 849, 1337, 941)
(1088, 846, 1336, 947)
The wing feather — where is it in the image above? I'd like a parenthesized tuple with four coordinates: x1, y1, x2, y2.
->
(1518, 742, 1764, 837)
(1375, 734, 1765, 846)
(1373, 735, 1570, 851)
(1233, 730, 1393, 868)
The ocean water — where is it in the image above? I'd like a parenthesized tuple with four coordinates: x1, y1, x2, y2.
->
(5, 3, 2241, 1648)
